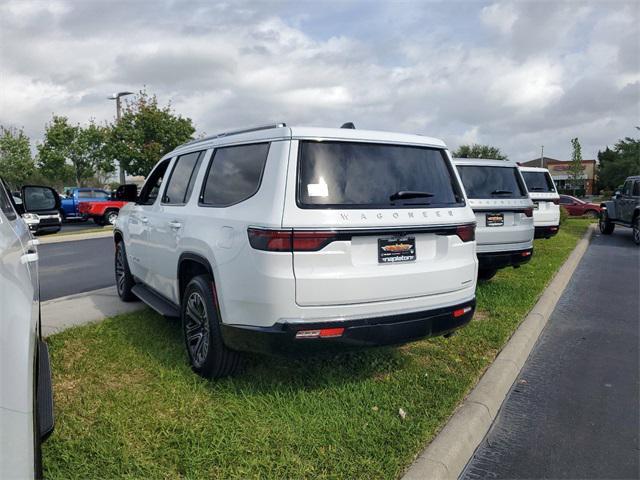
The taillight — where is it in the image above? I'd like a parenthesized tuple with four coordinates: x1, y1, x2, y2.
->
(455, 224, 475, 242)
(247, 228, 339, 252)
(552, 198, 560, 205)
(523, 208, 534, 217)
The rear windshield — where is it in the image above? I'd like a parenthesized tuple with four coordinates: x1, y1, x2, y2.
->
(457, 165, 527, 199)
(297, 141, 463, 209)
(522, 171, 556, 193)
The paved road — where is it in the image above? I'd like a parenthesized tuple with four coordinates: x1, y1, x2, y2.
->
(39, 237, 115, 301)
(462, 228, 640, 479)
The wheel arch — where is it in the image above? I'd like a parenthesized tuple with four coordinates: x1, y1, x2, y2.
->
(113, 229, 123, 244)
(178, 253, 217, 305)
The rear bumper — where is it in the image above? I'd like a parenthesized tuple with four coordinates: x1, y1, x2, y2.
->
(478, 248, 533, 270)
(535, 225, 559, 238)
(221, 298, 475, 355)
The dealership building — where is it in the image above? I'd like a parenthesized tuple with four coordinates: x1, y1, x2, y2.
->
(520, 157, 597, 195)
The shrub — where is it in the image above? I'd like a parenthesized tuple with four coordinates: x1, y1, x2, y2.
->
(560, 206, 569, 225)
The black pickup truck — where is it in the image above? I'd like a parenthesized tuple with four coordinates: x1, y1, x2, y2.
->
(599, 175, 640, 245)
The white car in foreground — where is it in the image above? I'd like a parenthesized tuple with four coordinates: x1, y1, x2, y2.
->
(454, 158, 535, 280)
(0, 180, 55, 479)
(519, 166, 561, 238)
(114, 124, 478, 378)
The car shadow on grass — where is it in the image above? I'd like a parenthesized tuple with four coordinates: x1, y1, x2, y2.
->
(115, 308, 413, 394)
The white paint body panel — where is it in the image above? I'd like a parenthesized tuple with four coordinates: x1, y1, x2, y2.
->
(519, 166, 561, 227)
(117, 127, 478, 330)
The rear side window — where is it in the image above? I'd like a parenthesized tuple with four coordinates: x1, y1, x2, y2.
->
(633, 181, 640, 196)
(0, 181, 17, 221)
(522, 171, 556, 193)
(138, 159, 171, 205)
(297, 141, 463, 209)
(622, 180, 633, 196)
(78, 190, 92, 198)
(92, 190, 109, 199)
(201, 143, 270, 207)
(163, 150, 204, 205)
(457, 166, 527, 199)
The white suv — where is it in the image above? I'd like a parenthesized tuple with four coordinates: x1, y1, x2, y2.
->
(0, 179, 55, 478)
(519, 166, 561, 238)
(454, 159, 534, 281)
(114, 124, 478, 378)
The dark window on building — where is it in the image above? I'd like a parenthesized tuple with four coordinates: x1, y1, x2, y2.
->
(297, 141, 463, 208)
(163, 151, 204, 205)
(201, 143, 270, 207)
(456, 166, 527, 199)
(138, 159, 171, 205)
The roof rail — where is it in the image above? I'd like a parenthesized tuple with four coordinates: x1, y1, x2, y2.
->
(181, 123, 287, 147)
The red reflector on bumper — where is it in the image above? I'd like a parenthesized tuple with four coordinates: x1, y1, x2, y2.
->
(295, 327, 345, 339)
(522, 251, 532, 257)
(453, 306, 472, 318)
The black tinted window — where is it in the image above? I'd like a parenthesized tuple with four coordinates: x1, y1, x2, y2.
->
(297, 141, 462, 208)
(457, 166, 527, 199)
(522, 171, 556, 193)
(0, 181, 17, 221)
(23, 187, 56, 211)
(163, 151, 204, 205)
(633, 181, 640, 196)
(559, 196, 573, 205)
(201, 143, 270, 207)
(622, 181, 633, 196)
(139, 159, 171, 205)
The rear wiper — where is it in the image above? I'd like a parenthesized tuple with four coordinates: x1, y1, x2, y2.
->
(389, 191, 434, 201)
(491, 190, 513, 195)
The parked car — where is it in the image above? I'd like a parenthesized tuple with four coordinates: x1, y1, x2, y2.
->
(599, 175, 640, 245)
(60, 187, 110, 221)
(114, 124, 478, 378)
(519, 166, 560, 238)
(0, 178, 54, 479)
(454, 158, 534, 281)
(559, 194, 601, 217)
(78, 185, 137, 226)
(21, 186, 62, 235)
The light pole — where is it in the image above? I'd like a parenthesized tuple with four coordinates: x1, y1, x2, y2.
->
(108, 91, 134, 184)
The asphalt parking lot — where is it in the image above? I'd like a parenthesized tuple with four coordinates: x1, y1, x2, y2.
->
(462, 228, 640, 479)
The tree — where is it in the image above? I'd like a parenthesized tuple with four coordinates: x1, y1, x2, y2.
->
(453, 144, 508, 160)
(598, 137, 640, 191)
(0, 126, 35, 186)
(37, 116, 76, 187)
(37, 116, 114, 187)
(568, 138, 585, 195)
(107, 91, 195, 177)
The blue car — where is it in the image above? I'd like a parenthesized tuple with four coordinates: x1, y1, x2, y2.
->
(60, 187, 111, 221)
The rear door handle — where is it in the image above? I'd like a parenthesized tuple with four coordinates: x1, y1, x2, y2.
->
(169, 221, 182, 230)
(21, 250, 38, 264)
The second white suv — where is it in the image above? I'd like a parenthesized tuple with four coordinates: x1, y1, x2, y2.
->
(114, 124, 478, 378)
(454, 159, 534, 281)
(519, 166, 561, 238)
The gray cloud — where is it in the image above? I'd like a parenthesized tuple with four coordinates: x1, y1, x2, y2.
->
(0, 0, 638, 164)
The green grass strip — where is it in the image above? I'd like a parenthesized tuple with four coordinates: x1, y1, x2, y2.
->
(43, 218, 593, 479)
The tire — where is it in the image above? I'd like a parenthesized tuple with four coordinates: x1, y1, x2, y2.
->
(585, 210, 599, 219)
(104, 209, 119, 226)
(478, 268, 498, 281)
(115, 241, 136, 301)
(182, 274, 241, 379)
(599, 211, 615, 235)
(633, 216, 640, 246)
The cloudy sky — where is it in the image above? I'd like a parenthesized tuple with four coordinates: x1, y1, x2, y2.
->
(0, 0, 638, 162)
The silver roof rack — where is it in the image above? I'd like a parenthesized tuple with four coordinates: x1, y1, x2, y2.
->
(181, 123, 287, 147)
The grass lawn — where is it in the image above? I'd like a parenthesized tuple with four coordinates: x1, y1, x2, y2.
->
(43, 218, 593, 479)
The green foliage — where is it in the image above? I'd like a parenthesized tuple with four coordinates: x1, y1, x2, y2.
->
(598, 138, 640, 190)
(37, 116, 113, 188)
(559, 206, 569, 225)
(453, 144, 508, 160)
(43, 221, 591, 479)
(107, 91, 195, 177)
(0, 126, 35, 186)
(568, 137, 585, 195)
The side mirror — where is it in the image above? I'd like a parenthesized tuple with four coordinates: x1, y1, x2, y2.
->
(21, 185, 61, 213)
(614, 190, 621, 198)
(114, 184, 138, 202)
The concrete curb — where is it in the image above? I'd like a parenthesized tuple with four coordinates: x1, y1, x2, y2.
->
(39, 230, 113, 244)
(402, 224, 596, 480)
(41, 286, 146, 337)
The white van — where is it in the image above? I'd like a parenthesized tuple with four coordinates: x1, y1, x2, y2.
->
(114, 124, 479, 378)
(454, 159, 534, 280)
(519, 166, 561, 238)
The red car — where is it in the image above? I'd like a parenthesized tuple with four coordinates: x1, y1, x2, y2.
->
(77, 184, 137, 226)
(559, 194, 601, 217)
